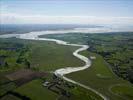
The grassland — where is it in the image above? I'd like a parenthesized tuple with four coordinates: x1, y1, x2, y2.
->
(111, 84, 133, 100)
(0, 38, 102, 100)
(67, 50, 133, 100)
(28, 40, 84, 71)
(0, 32, 133, 100)
(0, 38, 84, 72)
(41, 32, 133, 100)
(15, 76, 103, 100)
(40, 33, 89, 44)
(0, 39, 30, 72)
(15, 79, 58, 100)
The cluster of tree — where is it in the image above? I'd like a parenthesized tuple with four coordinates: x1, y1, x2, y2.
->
(16, 47, 31, 69)
(0, 41, 31, 70)
(87, 33, 133, 83)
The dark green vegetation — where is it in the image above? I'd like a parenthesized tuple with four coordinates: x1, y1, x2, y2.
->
(0, 38, 84, 72)
(67, 51, 133, 100)
(40, 33, 89, 44)
(15, 74, 103, 100)
(0, 74, 18, 100)
(28, 40, 84, 71)
(42, 32, 133, 82)
(15, 79, 58, 100)
(86, 33, 133, 83)
(41, 32, 133, 100)
(0, 76, 17, 96)
(0, 31, 133, 100)
(1, 94, 21, 100)
(0, 38, 101, 100)
(0, 39, 30, 71)
(111, 84, 133, 100)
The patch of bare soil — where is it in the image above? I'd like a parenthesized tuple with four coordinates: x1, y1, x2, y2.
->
(6, 69, 46, 86)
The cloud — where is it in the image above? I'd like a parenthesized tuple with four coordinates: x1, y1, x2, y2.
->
(1, 13, 133, 25)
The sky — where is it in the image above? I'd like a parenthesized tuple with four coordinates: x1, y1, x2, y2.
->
(0, 0, 133, 25)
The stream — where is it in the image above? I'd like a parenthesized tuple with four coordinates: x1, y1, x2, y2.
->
(0, 31, 107, 100)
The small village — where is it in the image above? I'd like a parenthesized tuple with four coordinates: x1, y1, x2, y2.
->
(43, 74, 75, 98)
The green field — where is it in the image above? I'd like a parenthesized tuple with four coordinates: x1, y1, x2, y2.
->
(28, 40, 84, 71)
(66, 50, 133, 100)
(0, 38, 102, 100)
(111, 84, 133, 100)
(42, 33, 133, 81)
(0, 32, 133, 100)
(15, 79, 58, 100)
(15, 78, 103, 100)
(41, 33, 133, 100)
(0, 39, 30, 72)
(0, 38, 84, 72)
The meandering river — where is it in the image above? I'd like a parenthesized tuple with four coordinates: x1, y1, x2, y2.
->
(0, 31, 107, 100)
